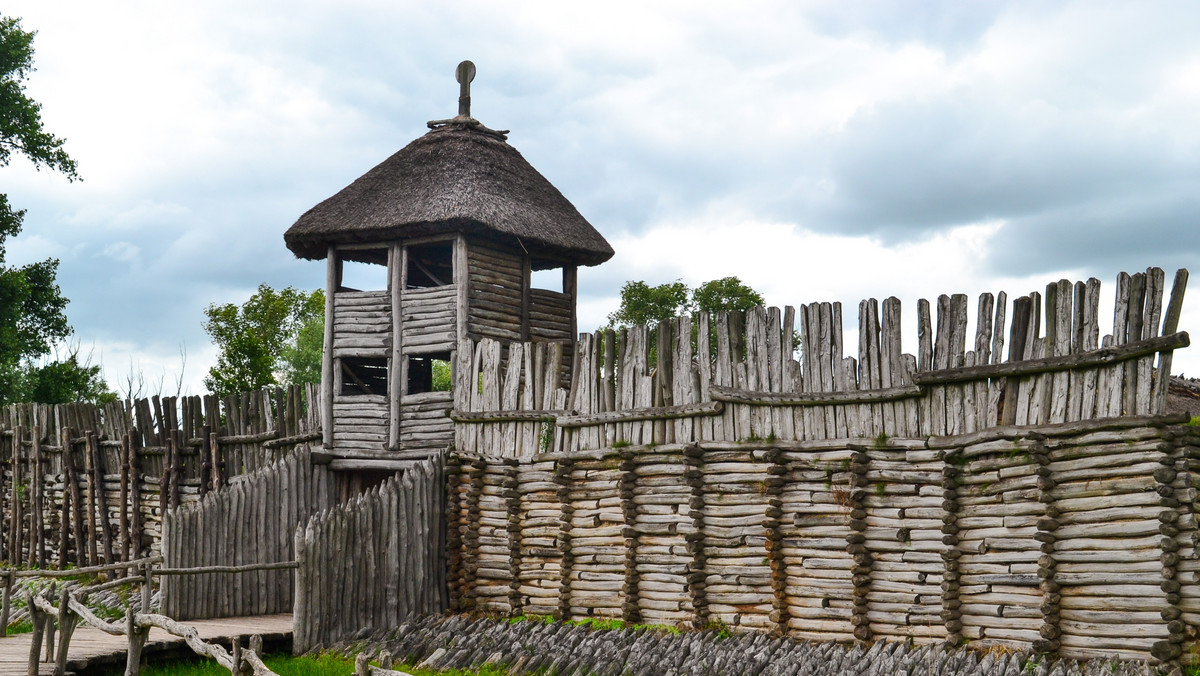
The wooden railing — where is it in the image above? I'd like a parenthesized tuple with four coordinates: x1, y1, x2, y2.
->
(12, 557, 293, 676)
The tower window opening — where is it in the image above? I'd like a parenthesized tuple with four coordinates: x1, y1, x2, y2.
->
(406, 242, 454, 289)
(408, 352, 453, 394)
(340, 357, 388, 396)
(531, 267, 564, 292)
(339, 249, 389, 291)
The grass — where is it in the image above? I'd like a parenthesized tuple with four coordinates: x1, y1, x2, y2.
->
(504, 613, 681, 636)
(5, 620, 32, 635)
(96, 653, 356, 675)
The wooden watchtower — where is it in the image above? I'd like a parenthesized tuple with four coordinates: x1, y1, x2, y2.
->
(284, 62, 613, 458)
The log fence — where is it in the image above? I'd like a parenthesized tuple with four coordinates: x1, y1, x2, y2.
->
(451, 267, 1189, 455)
(161, 447, 337, 620)
(293, 457, 446, 653)
(0, 384, 322, 570)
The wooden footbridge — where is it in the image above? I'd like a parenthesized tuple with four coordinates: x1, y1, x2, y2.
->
(0, 559, 300, 676)
(0, 613, 292, 675)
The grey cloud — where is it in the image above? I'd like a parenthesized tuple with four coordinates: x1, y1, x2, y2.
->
(782, 92, 1197, 241)
(983, 186, 1200, 277)
(804, 0, 1012, 54)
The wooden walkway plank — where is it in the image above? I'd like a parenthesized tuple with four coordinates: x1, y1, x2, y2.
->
(0, 613, 291, 675)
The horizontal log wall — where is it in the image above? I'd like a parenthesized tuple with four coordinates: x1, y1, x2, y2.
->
(452, 267, 1190, 456)
(448, 417, 1199, 665)
(468, 241, 525, 345)
(294, 457, 446, 652)
(528, 288, 572, 343)
(332, 395, 388, 452)
(0, 384, 321, 569)
(400, 391, 454, 449)
(161, 446, 337, 620)
(401, 285, 457, 354)
(332, 290, 391, 357)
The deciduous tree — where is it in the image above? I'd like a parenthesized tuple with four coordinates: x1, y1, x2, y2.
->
(607, 276, 765, 329)
(606, 280, 691, 328)
(203, 285, 324, 396)
(0, 16, 83, 404)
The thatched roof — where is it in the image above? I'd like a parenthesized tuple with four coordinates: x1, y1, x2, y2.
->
(284, 121, 613, 267)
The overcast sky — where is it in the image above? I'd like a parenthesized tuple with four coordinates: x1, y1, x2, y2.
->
(4, 0, 1200, 396)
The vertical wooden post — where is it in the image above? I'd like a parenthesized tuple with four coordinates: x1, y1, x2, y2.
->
(124, 606, 147, 676)
(31, 426, 44, 569)
(322, 245, 338, 448)
(293, 526, 307, 654)
(199, 424, 212, 499)
(159, 438, 172, 522)
(209, 432, 221, 492)
(564, 265, 578, 341)
(169, 433, 181, 510)
(83, 429, 97, 566)
(64, 431, 84, 568)
(57, 429, 71, 569)
(120, 434, 131, 562)
(1154, 269, 1189, 411)
(389, 243, 404, 449)
(128, 435, 143, 561)
(454, 234, 470, 347)
(940, 450, 964, 647)
(8, 426, 20, 566)
(141, 560, 152, 613)
(249, 634, 263, 662)
(0, 424, 7, 564)
(54, 587, 78, 676)
(520, 254, 531, 342)
(90, 432, 114, 564)
(26, 592, 43, 676)
(0, 570, 12, 637)
(66, 434, 86, 568)
(43, 588, 55, 662)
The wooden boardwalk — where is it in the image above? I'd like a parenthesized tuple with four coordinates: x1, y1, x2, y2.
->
(0, 614, 293, 675)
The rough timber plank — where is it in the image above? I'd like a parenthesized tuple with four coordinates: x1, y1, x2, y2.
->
(0, 613, 292, 675)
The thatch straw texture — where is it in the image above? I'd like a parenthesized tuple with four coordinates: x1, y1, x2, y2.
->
(285, 125, 613, 266)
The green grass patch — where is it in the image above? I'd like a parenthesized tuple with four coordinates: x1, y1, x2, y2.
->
(5, 620, 33, 635)
(505, 613, 555, 625)
(1188, 416, 1200, 426)
(96, 653, 356, 676)
(564, 616, 679, 634)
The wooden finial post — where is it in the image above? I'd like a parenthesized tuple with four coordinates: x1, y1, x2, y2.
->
(456, 60, 476, 118)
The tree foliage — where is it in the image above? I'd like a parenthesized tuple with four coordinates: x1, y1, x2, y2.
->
(280, 313, 324, 386)
(24, 348, 116, 404)
(691, 277, 764, 316)
(607, 277, 765, 329)
(0, 16, 85, 405)
(203, 285, 325, 396)
(606, 280, 691, 328)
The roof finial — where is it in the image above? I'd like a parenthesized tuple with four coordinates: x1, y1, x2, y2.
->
(456, 60, 476, 118)
(427, 60, 509, 140)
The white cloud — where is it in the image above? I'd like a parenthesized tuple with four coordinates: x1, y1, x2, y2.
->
(2, 0, 1198, 395)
